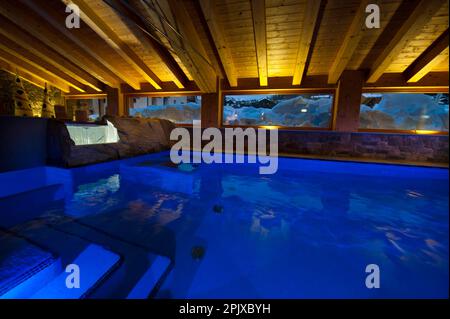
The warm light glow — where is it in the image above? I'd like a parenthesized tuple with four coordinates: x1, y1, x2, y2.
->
(259, 125, 280, 130)
(415, 130, 442, 135)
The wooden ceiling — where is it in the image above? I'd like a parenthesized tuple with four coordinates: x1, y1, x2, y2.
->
(0, 0, 448, 94)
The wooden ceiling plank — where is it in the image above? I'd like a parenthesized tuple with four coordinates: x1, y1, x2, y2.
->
(404, 29, 449, 82)
(0, 16, 103, 92)
(19, 0, 140, 90)
(328, 0, 371, 84)
(0, 48, 71, 92)
(199, 0, 238, 87)
(0, 0, 120, 89)
(251, 0, 268, 86)
(103, 0, 189, 89)
(367, 0, 445, 83)
(64, 0, 162, 90)
(136, 0, 217, 93)
(167, 0, 217, 92)
(0, 34, 87, 92)
(292, 0, 321, 85)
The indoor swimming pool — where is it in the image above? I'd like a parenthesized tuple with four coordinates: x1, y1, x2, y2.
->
(0, 152, 448, 298)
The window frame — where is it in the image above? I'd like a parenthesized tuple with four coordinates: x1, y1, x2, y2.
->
(126, 93, 202, 126)
(358, 89, 449, 135)
(64, 95, 108, 123)
(220, 89, 336, 130)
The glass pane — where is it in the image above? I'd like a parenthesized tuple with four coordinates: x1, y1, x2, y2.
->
(65, 99, 107, 122)
(223, 94, 333, 127)
(129, 96, 201, 124)
(360, 93, 449, 131)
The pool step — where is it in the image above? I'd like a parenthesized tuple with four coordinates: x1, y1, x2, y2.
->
(0, 231, 61, 299)
(31, 244, 120, 299)
(0, 184, 65, 228)
(126, 255, 171, 299)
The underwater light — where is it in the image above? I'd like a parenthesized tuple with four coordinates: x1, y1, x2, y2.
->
(259, 125, 280, 130)
(415, 130, 441, 135)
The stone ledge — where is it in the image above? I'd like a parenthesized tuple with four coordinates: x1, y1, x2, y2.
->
(47, 116, 176, 168)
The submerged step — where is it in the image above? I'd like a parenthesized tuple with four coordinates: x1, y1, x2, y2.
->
(31, 244, 120, 299)
(0, 184, 65, 228)
(0, 231, 60, 299)
(126, 255, 172, 299)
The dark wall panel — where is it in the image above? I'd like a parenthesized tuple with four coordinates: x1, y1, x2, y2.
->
(0, 116, 48, 172)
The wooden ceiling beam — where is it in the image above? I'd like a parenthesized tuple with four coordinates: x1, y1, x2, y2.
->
(0, 48, 71, 92)
(18, 0, 140, 90)
(167, 0, 218, 92)
(199, 0, 238, 87)
(102, 0, 189, 89)
(221, 75, 335, 93)
(0, 0, 121, 89)
(136, 0, 217, 93)
(0, 34, 88, 92)
(328, 0, 370, 84)
(292, 0, 322, 86)
(250, 0, 268, 86)
(367, 0, 445, 83)
(64, 0, 162, 90)
(0, 60, 46, 89)
(404, 29, 449, 82)
(364, 72, 449, 92)
(0, 16, 103, 92)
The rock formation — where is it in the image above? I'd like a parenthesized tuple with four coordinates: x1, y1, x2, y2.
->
(47, 116, 176, 167)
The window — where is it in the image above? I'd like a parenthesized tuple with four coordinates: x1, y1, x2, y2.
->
(359, 93, 449, 132)
(223, 93, 333, 128)
(65, 98, 107, 122)
(129, 95, 201, 124)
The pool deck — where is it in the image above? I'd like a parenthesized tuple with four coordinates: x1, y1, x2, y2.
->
(190, 148, 449, 168)
(277, 153, 449, 168)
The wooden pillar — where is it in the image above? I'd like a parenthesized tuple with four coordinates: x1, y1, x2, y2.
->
(201, 93, 222, 128)
(106, 86, 125, 116)
(201, 77, 221, 127)
(332, 70, 364, 132)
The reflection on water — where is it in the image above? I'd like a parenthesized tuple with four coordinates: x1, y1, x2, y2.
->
(14, 153, 447, 298)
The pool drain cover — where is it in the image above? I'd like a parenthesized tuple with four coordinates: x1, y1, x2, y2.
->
(213, 204, 224, 214)
(191, 246, 205, 260)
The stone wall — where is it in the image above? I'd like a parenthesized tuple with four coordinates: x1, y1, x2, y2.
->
(278, 130, 449, 163)
(0, 71, 63, 116)
(0, 115, 447, 173)
(185, 127, 449, 164)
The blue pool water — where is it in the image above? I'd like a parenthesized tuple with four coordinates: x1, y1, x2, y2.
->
(0, 152, 448, 298)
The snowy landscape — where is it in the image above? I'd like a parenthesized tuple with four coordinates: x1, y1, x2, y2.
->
(129, 96, 201, 124)
(360, 93, 449, 131)
(128, 93, 449, 132)
(223, 94, 333, 127)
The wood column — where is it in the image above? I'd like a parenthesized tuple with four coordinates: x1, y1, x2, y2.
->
(106, 86, 125, 116)
(201, 77, 221, 127)
(332, 70, 364, 132)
